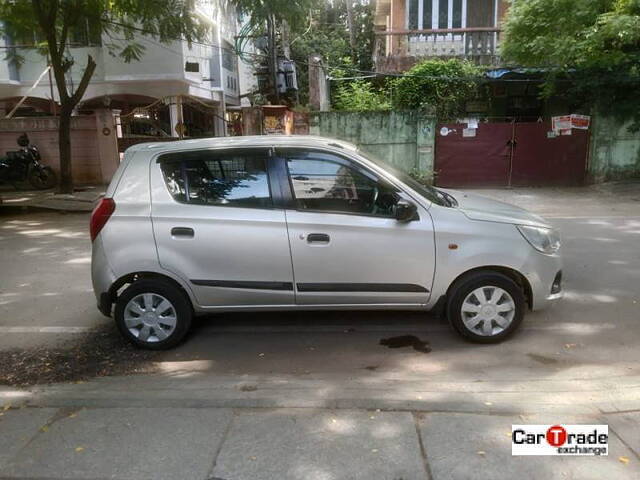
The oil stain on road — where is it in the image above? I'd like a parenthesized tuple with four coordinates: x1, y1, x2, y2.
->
(379, 335, 431, 353)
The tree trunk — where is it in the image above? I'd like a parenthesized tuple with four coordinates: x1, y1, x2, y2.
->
(57, 107, 73, 194)
(281, 20, 291, 59)
(345, 0, 357, 65)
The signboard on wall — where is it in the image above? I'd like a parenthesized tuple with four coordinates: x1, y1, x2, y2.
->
(552, 114, 591, 134)
(551, 115, 571, 133)
(570, 114, 591, 130)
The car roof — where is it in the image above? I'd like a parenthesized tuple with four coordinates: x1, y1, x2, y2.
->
(125, 135, 358, 155)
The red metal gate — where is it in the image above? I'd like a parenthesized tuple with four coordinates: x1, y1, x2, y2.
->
(434, 122, 513, 187)
(510, 122, 588, 186)
(434, 121, 589, 187)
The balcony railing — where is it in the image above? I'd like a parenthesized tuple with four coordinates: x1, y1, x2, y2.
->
(374, 27, 501, 72)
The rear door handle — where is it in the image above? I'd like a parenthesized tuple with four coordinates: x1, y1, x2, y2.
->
(307, 233, 330, 243)
(171, 227, 194, 238)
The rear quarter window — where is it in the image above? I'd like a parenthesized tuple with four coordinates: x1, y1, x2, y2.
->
(159, 150, 272, 209)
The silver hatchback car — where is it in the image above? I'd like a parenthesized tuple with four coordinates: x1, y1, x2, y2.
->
(91, 136, 562, 349)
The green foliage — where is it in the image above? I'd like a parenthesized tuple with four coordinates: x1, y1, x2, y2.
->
(501, 0, 610, 68)
(391, 59, 484, 120)
(1, 0, 209, 63)
(230, 0, 315, 30)
(290, 0, 375, 105)
(502, 0, 640, 125)
(408, 168, 432, 186)
(332, 79, 390, 111)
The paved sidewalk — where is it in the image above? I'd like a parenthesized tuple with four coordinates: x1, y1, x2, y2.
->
(0, 185, 104, 212)
(0, 405, 637, 479)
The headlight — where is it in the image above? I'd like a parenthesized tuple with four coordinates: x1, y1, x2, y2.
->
(516, 225, 561, 254)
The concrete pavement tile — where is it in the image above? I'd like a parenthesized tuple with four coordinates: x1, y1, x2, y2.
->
(1, 407, 233, 480)
(604, 411, 640, 457)
(213, 409, 427, 480)
(556, 432, 639, 480)
(418, 413, 640, 480)
(0, 407, 57, 468)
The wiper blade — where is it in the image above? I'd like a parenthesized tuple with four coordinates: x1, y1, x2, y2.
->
(437, 189, 457, 207)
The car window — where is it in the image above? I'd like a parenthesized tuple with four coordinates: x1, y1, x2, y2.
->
(358, 149, 445, 206)
(286, 153, 398, 217)
(160, 152, 272, 209)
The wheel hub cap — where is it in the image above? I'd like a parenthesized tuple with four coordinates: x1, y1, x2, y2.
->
(123, 293, 177, 343)
(460, 286, 516, 337)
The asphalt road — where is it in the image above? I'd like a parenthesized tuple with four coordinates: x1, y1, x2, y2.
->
(0, 186, 639, 479)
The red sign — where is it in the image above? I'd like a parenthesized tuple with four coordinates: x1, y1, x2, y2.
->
(570, 114, 590, 130)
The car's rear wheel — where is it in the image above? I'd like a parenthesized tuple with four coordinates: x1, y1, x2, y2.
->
(114, 279, 192, 350)
(447, 271, 525, 343)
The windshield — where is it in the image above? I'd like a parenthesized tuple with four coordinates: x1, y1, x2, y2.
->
(357, 149, 447, 206)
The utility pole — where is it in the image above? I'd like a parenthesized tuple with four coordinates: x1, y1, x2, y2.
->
(267, 14, 280, 104)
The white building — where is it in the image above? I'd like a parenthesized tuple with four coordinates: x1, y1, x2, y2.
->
(0, 0, 243, 138)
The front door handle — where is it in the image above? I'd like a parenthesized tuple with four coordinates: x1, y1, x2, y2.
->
(171, 227, 194, 238)
(307, 233, 330, 243)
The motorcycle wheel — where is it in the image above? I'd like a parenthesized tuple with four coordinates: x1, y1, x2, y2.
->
(28, 166, 57, 190)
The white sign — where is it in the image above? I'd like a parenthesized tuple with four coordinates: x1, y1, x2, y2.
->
(552, 115, 571, 132)
(462, 128, 476, 138)
(512, 425, 608, 456)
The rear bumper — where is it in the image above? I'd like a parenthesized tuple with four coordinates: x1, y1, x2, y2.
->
(98, 292, 112, 317)
(91, 236, 116, 317)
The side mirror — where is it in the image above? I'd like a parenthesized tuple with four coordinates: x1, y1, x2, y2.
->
(395, 199, 418, 222)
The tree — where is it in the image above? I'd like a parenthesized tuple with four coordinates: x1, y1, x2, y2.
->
(229, 0, 314, 104)
(289, 0, 375, 105)
(501, 0, 640, 124)
(0, 0, 208, 193)
(333, 79, 390, 111)
(391, 59, 484, 119)
(230, 0, 314, 29)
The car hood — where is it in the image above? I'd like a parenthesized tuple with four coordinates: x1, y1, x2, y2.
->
(440, 189, 551, 228)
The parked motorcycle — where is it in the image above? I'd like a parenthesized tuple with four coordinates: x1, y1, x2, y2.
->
(0, 133, 57, 189)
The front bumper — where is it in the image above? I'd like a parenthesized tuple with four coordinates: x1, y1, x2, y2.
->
(522, 250, 563, 311)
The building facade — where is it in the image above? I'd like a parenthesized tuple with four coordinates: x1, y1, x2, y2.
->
(0, 0, 242, 139)
(373, 0, 510, 72)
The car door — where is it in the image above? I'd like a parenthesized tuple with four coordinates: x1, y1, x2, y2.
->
(150, 147, 294, 307)
(279, 148, 436, 306)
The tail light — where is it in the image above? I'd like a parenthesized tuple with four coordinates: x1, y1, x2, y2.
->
(90, 197, 115, 242)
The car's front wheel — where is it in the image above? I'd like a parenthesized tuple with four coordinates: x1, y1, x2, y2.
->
(114, 279, 192, 350)
(447, 271, 525, 343)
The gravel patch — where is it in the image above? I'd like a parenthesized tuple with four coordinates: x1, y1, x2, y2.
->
(0, 326, 160, 387)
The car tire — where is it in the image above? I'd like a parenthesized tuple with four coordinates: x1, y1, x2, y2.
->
(114, 279, 192, 350)
(447, 271, 525, 343)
